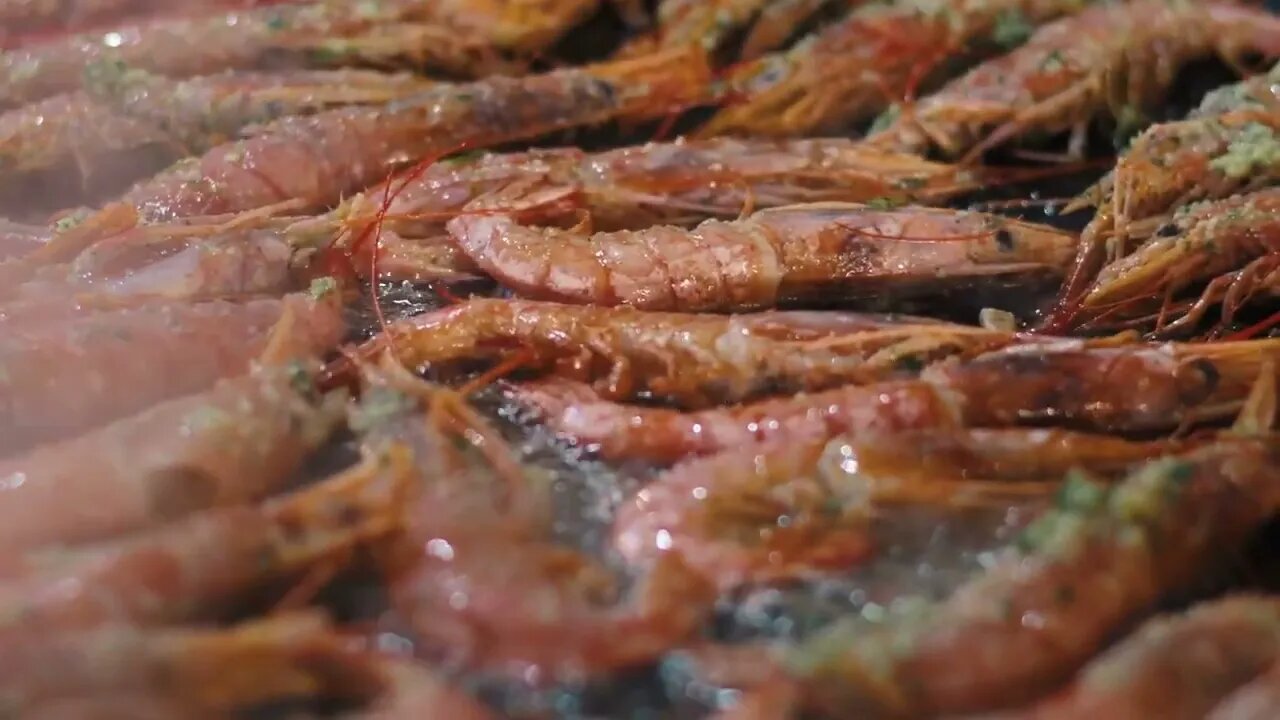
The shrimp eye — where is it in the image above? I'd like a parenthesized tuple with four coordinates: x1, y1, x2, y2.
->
(1156, 223, 1180, 238)
(146, 465, 221, 520)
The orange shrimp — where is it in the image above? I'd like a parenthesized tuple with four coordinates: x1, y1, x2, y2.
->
(1044, 63, 1280, 332)
(697, 0, 1088, 137)
(342, 297, 1020, 409)
(0, 441, 407, 632)
(791, 439, 1280, 717)
(347, 371, 717, 683)
(864, 0, 1280, 162)
(618, 0, 849, 64)
(512, 339, 1279, 463)
(1012, 596, 1280, 719)
(0, 67, 435, 217)
(0, 360, 346, 552)
(446, 199, 1076, 312)
(612, 427, 1191, 592)
(0, 0, 287, 42)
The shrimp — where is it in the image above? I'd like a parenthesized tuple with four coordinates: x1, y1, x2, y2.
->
(348, 374, 717, 683)
(0, 216, 46, 259)
(1011, 596, 1280, 719)
(1057, 188, 1280, 336)
(446, 199, 1076, 312)
(345, 297, 1019, 409)
(790, 439, 1280, 717)
(512, 340, 1279, 463)
(0, 289, 344, 456)
(1043, 64, 1280, 331)
(291, 136, 984, 284)
(0, 0, 278, 42)
(863, 0, 1280, 161)
(1210, 659, 1280, 720)
(109, 46, 711, 224)
(0, 66, 435, 216)
(0, 0, 588, 110)
(340, 657, 495, 720)
(0, 361, 346, 552)
(697, 0, 1088, 138)
(0, 443, 407, 631)
(0, 611, 356, 715)
(614, 426, 1188, 593)
(618, 0, 847, 64)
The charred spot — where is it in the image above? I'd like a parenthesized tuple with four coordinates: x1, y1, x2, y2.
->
(146, 465, 221, 520)
(1156, 223, 1180, 238)
(994, 227, 1017, 252)
(1175, 357, 1222, 405)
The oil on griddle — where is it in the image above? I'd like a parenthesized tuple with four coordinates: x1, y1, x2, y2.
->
(2, 1, 1280, 718)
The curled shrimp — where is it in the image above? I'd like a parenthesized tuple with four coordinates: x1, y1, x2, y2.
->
(1015, 595, 1280, 719)
(864, 0, 1280, 162)
(0, 66, 435, 217)
(1060, 188, 1280, 336)
(446, 198, 1076, 312)
(348, 370, 717, 683)
(697, 0, 1086, 137)
(513, 339, 1279, 463)
(790, 439, 1280, 717)
(341, 297, 1020, 409)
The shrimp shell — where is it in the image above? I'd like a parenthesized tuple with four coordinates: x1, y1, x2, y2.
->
(792, 439, 1280, 716)
(1209, 659, 1280, 720)
(865, 0, 1280, 161)
(447, 200, 1076, 312)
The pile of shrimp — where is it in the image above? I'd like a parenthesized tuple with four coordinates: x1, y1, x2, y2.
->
(4, 0, 1280, 717)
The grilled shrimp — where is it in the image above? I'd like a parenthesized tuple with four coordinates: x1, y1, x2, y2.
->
(791, 439, 1280, 717)
(1054, 187, 1280, 336)
(614, 427, 1193, 593)
(0, 66, 435, 216)
(344, 298, 1015, 409)
(340, 658, 495, 720)
(0, 290, 343, 456)
(1012, 596, 1280, 719)
(0, 0, 273, 41)
(0, 612, 353, 715)
(513, 340, 1279, 463)
(110, 47, 710, 224)
(0, 216, 46, 259)
(349, 376, 716, 683)
(864, 0, 1280, 161)
(292, 136, 982, 283)
(1210, 660, 1280, 720)
(0, 446, 406, 631)
(618, 0, 847, 63)
(698, 0, 1086, 138)
(447, 199, 1076, 312)
(0, 0, 593, 109)
(0, 362, 345, 552)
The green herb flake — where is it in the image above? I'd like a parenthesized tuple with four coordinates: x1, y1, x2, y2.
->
(1209, 122, 1280, 180)
(992, 8, 1033, 49)
(309, 275, 338, 299)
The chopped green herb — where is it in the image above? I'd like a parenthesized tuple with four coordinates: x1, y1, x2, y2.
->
(992, 8, 1033, 49)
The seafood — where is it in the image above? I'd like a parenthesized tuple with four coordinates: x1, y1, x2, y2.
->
(446, 200, 1076, 312)
(1050, 187, 1280, 336)
(352, 377, 716, 682)
(0, 444, 406, 631)
(0, 0, 591, 110)
(0, 0, 274, 41)
(0, 66, 435, 216)
(1044, 64, 1280, 332)
(0, 612, 352, 715)
(1013, 595, 1280, 719)
(0, 216, 45, 259)
(1210, 660, 1280, 720)
(513, 340, 1279, 462)
(344, 297, 1014, 409)
(341, 658, 495, 720)
(110, 47, 711, 224)
(791, 439, 1280, 716)
(697, 0, 1089, 137)
(864, 0, 1280, 161)
(0, 289, 344, 456)
(614, 426, 1191, 592)
(0, 361, 346, 552)
(619, 0, 845, 63)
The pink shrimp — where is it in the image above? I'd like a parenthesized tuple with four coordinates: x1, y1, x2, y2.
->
(792, 439, 1280, 717)
(864, 0, 1280, 161)
(0, 66, 436, 217)
(340, 657, 495, 720)
(512, 339, 1279, 463)
(446, 199, 1076, 312)
(1210, 659, 1280, 720)
(0, 0, 287, 44)
(1012, 595, 1280, 720)
(0, 444, 407, 631)
(342, 297, 1016, 409)
(0, 360, 346, 552)
(0, 289, 343, 456)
